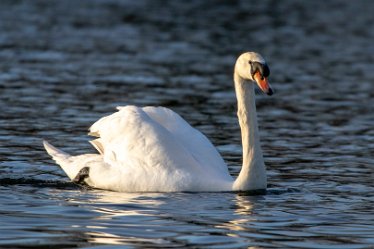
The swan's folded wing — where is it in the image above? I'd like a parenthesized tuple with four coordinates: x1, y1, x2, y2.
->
(89, 106, 202, 173)
(88, 105, 233, 191)
(141, 106, 230, 178)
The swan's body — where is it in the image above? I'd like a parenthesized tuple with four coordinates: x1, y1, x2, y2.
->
(44, 52, 273, 192)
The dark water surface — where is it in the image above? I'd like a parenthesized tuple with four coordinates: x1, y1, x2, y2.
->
(1, 0, 373, 248)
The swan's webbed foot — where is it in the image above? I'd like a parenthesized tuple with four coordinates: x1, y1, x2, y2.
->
(73, 167, 90, 184)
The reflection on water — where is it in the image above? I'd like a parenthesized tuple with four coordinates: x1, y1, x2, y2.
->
(0, 0, 373, 248)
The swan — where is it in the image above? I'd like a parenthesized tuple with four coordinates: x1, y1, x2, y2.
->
(43, 52, 273, 192)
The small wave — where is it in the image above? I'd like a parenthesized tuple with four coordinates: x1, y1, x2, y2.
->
(0, 177, 80, 190)
(266, 187, 302, 195)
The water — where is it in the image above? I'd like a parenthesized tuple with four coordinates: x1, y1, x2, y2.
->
(0, 0, 373, 248)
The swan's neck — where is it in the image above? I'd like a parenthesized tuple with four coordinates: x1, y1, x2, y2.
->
(232, 73, 267, 191)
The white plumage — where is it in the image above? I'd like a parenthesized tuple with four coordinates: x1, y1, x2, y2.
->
(44, 52, 273, 192)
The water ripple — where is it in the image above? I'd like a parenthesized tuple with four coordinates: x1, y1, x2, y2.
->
(1, 0, 373, 248)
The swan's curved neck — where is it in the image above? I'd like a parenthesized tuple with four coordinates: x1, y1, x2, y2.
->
(232, 72, 267, 191)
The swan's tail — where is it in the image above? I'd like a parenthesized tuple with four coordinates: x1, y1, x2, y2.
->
(43, 140, 79, 181)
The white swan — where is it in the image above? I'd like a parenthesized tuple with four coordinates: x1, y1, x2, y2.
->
(44, 52, 273, 192)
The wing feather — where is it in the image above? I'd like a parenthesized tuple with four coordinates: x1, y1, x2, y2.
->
(88, 105, 232, 190)
(141, 106, 230, 177)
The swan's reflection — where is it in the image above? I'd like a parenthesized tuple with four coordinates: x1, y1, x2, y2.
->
(84, 189, 165, 216)
(84, 231, 125, 245)
(65, 190, 263, 246)
(66, 190, 167, 246)
(97, 193, 165, 224)
(216, 194, 260, 232)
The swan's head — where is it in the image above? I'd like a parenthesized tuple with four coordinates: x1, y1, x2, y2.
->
(235, 52, 273, 96)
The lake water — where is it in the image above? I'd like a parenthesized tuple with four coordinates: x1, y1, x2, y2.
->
(0, 0, 373, 248)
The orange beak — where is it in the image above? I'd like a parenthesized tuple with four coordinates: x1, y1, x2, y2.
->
(254, 71, 273, 96)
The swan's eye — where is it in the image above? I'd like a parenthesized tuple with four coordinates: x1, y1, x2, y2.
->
(249, 61, 261, 77)
(249, 61, 270, 78)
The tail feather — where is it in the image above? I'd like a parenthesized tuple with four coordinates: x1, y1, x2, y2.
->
(43, 140, 102, 183)
(43, 140, 76, 180)
(43, 140, 71, 164)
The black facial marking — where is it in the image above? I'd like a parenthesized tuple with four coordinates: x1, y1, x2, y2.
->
(249, 61, 270, 78)
(73, 167, 90, 184)
(262, 63, 270, 77)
